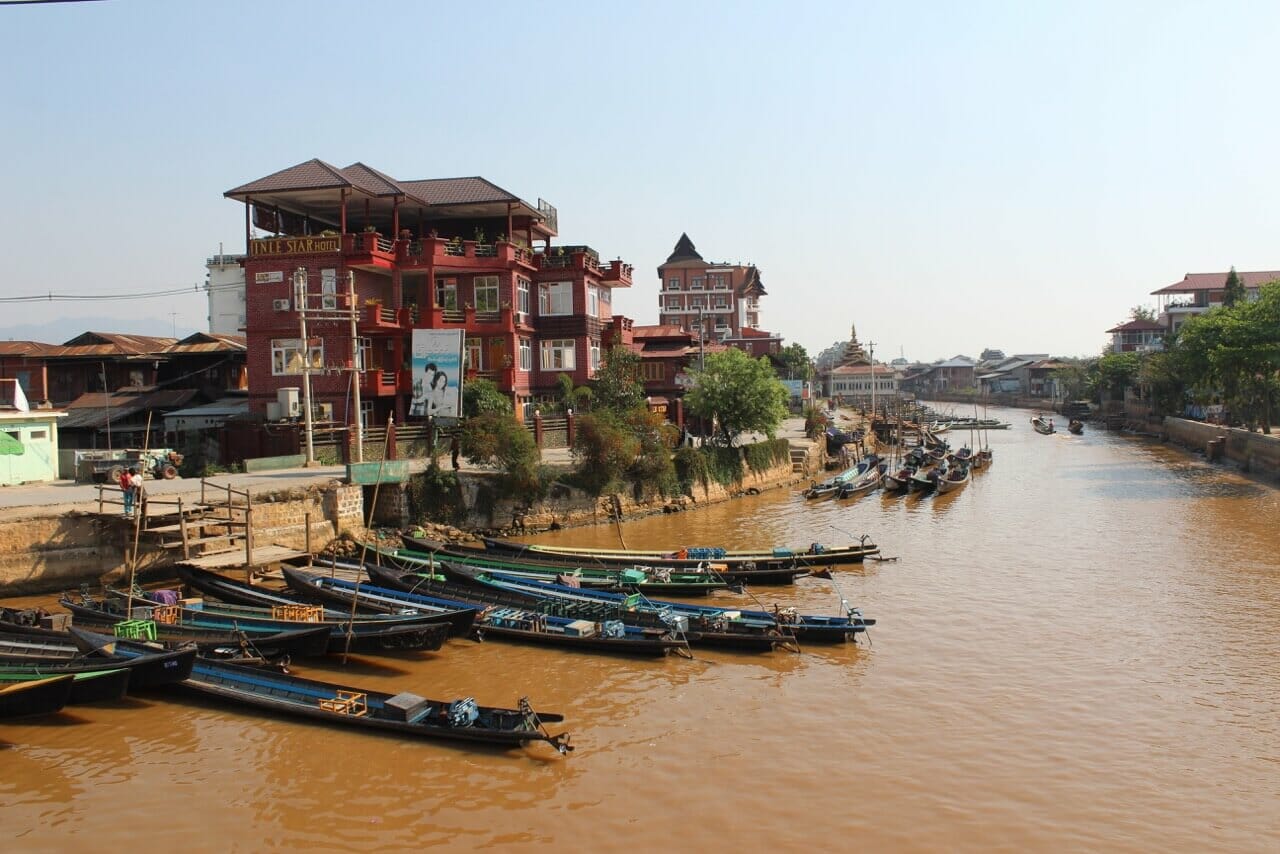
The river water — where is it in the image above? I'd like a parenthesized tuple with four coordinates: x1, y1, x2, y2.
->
(3, 406, 1279, 851)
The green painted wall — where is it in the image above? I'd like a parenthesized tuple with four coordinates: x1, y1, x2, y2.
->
(0, 416, 62, 485)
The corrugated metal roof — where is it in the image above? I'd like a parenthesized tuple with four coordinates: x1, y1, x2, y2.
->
(165, 332, 247, 354)
(0, 340, 56, 357)
(60, 389, 199, 430)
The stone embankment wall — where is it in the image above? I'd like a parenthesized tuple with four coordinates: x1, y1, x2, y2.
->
(1162, 417, 1280, 479)
(440, 436, 826, 534)
(0, 483, 366, 596)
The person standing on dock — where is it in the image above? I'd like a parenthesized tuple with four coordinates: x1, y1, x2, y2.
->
(450, 433, 461, 470)
(119, 468, 134, 517)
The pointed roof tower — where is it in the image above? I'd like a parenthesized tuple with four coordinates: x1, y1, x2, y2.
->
(665, 233, 703, 264)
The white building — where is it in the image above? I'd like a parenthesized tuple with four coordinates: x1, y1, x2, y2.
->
(206, 252, 246, 335)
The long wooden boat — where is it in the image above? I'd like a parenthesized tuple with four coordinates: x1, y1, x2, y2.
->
(400, 537, 809, 586)
(400, 538, 731, 595)
(281, 568, 688, 658)
(175, 655, 571, 753)
(175, 566, 478, 637)
(96, 590, 450, 654)
(935, 463, 971, 495)
(837, 462, 886, 498)
(59, 598, 344, 659)
(908, 463, 943, 493)
(0, 674, 74, 719)
(1031, 416, 1056, 435)
(473, 535, 881, 569)
(0, 666, 131, 704)
(0, 631, 195, 687)
(404, 562, 874, 647)
(1068, 419, 1084, 435)
(803, 454, 879, 500)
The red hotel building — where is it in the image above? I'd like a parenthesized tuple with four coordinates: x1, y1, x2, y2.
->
(224, 159, 633, 427)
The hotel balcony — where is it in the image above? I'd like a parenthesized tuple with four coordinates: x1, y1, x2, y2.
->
(360, 368, 410, 397)
(399, 237, 538, 273)
(357, 303, 413, 333)
(418, 304, 516, 332)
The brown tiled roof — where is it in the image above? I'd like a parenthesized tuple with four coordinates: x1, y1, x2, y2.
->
(731, 327, 776, 338)
(225, 158, 354, 196)
(632, 324, 692, 339)
(1152, 271, 1280, 295)
(1105, 319, 1164, 333)
(736, 265, 766, 297)
(398, 177, 518, 206)
(341, 162, 412, 198)
(664, 233, 703, 264)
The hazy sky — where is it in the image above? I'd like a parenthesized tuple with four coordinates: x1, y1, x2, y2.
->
(3, 0, 1278, 360)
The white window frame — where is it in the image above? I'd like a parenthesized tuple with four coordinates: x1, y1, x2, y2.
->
(666, 296, 682, 310)
(539, 281, 572, 316)
(474, 275, 500, 312)
(691, 277, 704, 290)
(587, 284, 600, 316)
(540, 339, 576, 371)
(517, 277, 531, 316)
(667, 277, 681, 290)
(519, 338, 531, 371)
(271, 338, 324, 376)
(589, 340, 601, 373)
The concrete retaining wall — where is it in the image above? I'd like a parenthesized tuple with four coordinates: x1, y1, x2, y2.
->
(1162, 417, 1280, 478)
(0, 482, 367, 596)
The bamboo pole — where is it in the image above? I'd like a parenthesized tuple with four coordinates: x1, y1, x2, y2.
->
(125, 410, 154, 619)
(342, 414, 393, 665)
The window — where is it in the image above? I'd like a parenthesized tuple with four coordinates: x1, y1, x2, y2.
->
(271, 338, 324, 375)
(465, 337, 484, 371)
(711, 275, 728, 289)
(667, 277, 681, 291)
(666, 296, 681, 311)
(691, 277, 704, 290)
(517, 277, 531, 315)
(435, 278, 457, 310)
(540, 339, 576, 370)
(589, 340, 601, 373)
(641, 362, 664, 381)
(713, 298, 728, 310)
(519, 338, 531, 371)
(356, 337, 371, 371)
(600, 287, 611, 304)
(691, 296, 704, 308)
(587, 285, 599, 316)
(539, 281, 572, 315)
(474, 275, 500, 312)
(321, 268, 337, 294)
(29, 429, 46, 440)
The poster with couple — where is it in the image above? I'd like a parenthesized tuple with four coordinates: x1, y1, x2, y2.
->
(409, 330, 464, 419)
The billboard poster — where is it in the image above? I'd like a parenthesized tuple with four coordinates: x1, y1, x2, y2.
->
(409, 330, 464, 419)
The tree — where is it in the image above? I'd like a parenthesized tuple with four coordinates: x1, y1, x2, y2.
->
(462, 378, 512, 418)
(777, 343, 814, 381)
(571, 407, 678, 495)
(459, 412, 544, 501)
(1222, 267, 1246, 308)
(1130, 304, 1157, 322)
(684, 348, 789, 445)
(591, 345, 646, 413)
(1051, 359, 1092, 401)
(1089, 351, 1140, 401)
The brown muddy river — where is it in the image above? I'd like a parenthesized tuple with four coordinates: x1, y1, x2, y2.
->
(3, 406, 1279, 851)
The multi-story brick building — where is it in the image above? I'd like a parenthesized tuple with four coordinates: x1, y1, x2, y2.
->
(656, 233, 767, 341)
(224, 159, 633, 427)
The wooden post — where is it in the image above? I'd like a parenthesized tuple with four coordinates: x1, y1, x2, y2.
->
(200, 477, 206, 506)
(98, 485, 104, 515)
(244, 488, 253, 583)
(178, 496, 190, 560)
(305, 510, 312, 560)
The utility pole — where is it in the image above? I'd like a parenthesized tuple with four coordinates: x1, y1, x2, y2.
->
(348, 271, 364, 463)
(697, 305, 706, 371)
(293, 268, 316, 466)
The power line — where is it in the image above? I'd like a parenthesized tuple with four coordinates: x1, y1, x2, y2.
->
(0, 285, 205, 303)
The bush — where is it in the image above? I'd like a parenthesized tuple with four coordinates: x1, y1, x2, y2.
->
(674, 446, 710, 494)
(744, 437, 790, 473)
(406, 467, 465, 524)
(463, 378, 512, 418)
(459, 412, 544, 503)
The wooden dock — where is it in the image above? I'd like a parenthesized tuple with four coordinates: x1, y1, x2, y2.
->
(178, 545, 309, 572)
